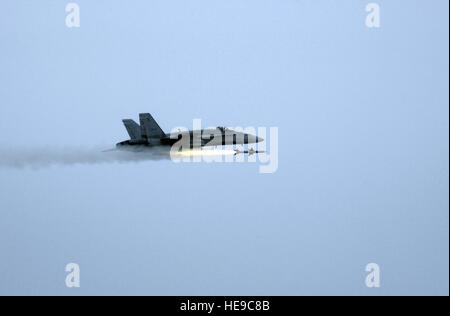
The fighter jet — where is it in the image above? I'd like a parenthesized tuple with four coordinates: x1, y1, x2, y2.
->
(116, 113, 263, 150)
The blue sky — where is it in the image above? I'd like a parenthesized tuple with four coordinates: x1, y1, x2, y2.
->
(0, 0, 448, 295)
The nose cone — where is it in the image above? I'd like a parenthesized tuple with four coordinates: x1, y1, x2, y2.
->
(244, 134, 264, 144)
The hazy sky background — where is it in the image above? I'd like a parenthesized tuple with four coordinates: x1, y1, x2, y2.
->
(0, 0, 448, 295)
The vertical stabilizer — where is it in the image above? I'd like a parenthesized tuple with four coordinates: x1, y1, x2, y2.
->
(139, 113, 165, 138)
(122, 119, 142, 140)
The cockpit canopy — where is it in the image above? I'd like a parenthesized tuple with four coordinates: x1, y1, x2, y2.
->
(216, 126, 229, 133)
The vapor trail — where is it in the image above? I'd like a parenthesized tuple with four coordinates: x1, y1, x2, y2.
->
(0, 145, 171, 169)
